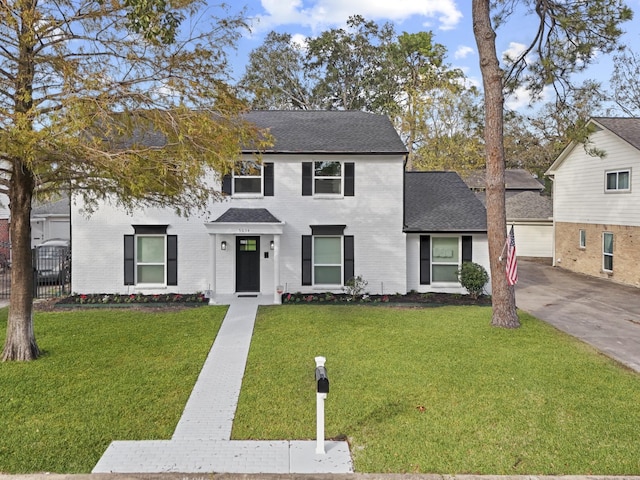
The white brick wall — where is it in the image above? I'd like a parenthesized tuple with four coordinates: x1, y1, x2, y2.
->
(72, 154, 408, 296)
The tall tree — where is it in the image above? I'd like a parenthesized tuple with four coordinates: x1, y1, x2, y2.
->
(305, 15, 395, 111)
(239, 31, 317, 110)
(611, 48, 640, 116)
(1, 0, 265, 361)
(472, 0, 632, 328)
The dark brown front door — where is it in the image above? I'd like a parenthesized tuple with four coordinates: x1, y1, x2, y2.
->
(236, 237, 260, 292)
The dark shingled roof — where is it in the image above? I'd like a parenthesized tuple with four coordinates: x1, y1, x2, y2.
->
(592, 117, 640, 151)
(214, 208, 281, 223)
(243, 110, 408, 154)
(462, 169, 544, 191)
(404, 172, 487, 232)
(475, 191, 553, 220)
(32, 196, 70, 216)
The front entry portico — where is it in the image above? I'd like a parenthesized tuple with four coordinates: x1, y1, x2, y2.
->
(204, 208, 285, 303)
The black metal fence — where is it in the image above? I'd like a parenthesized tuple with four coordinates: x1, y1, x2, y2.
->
(0, 245, 71, 300)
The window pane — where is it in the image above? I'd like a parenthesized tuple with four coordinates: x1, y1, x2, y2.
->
(237, 161, 261, 176)
(314, 237, 341, 263)
(315, 179, 341, 194)
(579, 230, 586, 247)
(315, 161, 341, 176)
(239, 239, 257, 252)
(603, 233, 613, 254)
(604, 255, 613, 271)
(433, 265, 459, 283)
(138, 265, 164, 283)
(618, 171, 630, 189)
(432, 237, 459, 262)
(315, 266, 341, 284)
(137, 237, 164, 262)
(235, 178, 262, 193)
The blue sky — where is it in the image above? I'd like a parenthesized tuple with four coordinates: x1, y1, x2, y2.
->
(225, 0, 640, 110)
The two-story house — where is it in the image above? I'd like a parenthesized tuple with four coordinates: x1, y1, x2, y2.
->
(546, 117, 640, 287)
(71, 110, 490, 302)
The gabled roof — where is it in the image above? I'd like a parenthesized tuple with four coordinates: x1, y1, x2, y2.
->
(243, 110, 408, 155)
(214, 208, 281, 223)
(475, 190, 553, 221)
(592, 117, 640, 151)
(462, 169, 544, 191)
(404, 171, 487, 232)
(547, 117, 640, 175)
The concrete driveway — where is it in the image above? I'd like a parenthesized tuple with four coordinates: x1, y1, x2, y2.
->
(516, 259, 640, 372)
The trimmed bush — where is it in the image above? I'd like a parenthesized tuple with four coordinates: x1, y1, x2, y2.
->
(457, 261, 489, 299)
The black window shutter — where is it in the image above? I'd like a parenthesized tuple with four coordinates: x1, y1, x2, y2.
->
(222, 174, 232, 195)
(264, 163, 274, 196)
(302, 235, 312, 285)
(124, 235, 135, 285)
(167, 235, 178, 286)
(344, 162, 355, 196)
(302, 162, 312, 196)
(462, 236, 473, 263)
(420, 235, 431, 285)
(344, 236, 354, 283)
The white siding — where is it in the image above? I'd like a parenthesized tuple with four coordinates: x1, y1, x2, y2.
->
(553, 128, 640, 226)
(72, 154, 408, 297)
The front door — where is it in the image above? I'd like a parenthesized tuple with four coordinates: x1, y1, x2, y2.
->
(236, 237, 260, 292)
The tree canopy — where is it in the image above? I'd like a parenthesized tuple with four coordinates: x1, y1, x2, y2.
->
(1, 0, 266, 361)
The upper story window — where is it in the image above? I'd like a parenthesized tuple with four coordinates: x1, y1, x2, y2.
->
(234, 161, 263, 195)
(302, 161, 354, 197)
(605, 169, 630, 192)
(314, 161, 342, 194)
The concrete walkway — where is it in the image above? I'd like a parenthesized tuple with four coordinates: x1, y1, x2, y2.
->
(92, 295, 353, 474)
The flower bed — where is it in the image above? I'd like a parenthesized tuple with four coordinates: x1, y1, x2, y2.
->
(281, 291, 491, 306)
(55, 292, 208, 307)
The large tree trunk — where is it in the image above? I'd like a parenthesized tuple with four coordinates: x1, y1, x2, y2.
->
(472, 0, 519, 328)
(2, 163, 39, 361)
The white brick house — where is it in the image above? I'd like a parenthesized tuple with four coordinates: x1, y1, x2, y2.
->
(71, 111, 489, 302)
(546, 117, 640, 287)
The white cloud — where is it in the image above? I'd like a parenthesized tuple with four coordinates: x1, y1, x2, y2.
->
(502, 41, 528, 64)
(454, 45, 474, 60)
(505, 85, 551, 111)
(290, 33, 308, 50)
(256, 0, 462, 33)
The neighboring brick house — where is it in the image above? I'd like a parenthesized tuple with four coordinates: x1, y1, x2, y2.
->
(71, 110, 490, 302)
(546, 117, 640, 287)
(463, 169, 553, 259)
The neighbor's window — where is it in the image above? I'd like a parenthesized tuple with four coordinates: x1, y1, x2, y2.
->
(603, 232, 613, 272)
(137, 235, 165, 284)
(313, 236, 342, 284)
(432, 236, 460, 283)
(234, 160, 262, 194)
(605, 170, 630, 192)
(579, 229, 586, 248)
(314, 161, 342, 194)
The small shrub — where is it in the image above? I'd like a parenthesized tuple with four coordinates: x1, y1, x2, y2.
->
(343, 275, 368, 301)
(457, 262, 489, 299)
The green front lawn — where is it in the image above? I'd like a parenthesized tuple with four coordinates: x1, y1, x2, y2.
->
(0, 306, 225, 473)
(233, 305, 640, 475)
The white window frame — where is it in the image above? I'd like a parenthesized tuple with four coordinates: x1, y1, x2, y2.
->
(233, 160, 263, 196)
(312, 235, 343, 286)
(313, 161, 343, 196)
(605, 169, 631, 193)
(603, 232, 613, 272)
(136, 234, 167, 286)
(579, 229, 586, 249)
(431, 236, 461, 285)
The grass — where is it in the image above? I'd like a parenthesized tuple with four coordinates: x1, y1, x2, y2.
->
(233, 305, 640, 475)
(0, 306, 226, 473)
